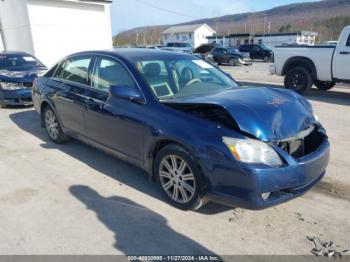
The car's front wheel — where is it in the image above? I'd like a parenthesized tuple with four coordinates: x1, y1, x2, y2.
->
(314, 81, 336, 91)
(229, 58, 238, 66)
(263, 56, 271, 62)
(44, 106, 69, 143)
(154, 144, 205, 210)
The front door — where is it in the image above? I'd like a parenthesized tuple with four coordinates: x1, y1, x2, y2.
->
(333, 33, 350, 81)
(84, 56, 146, 161)
(51, 56, 93, 135)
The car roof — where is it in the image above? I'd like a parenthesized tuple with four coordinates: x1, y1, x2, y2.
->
(70, 48, 193, 61)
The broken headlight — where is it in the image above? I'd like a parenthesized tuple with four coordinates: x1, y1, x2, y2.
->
(0, 82, 25, 90)
(223, 137, 283, 167)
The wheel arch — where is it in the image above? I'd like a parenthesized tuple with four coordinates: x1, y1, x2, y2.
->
(282, 56, 317, 80)
(39, 99, 62, 129)
(146, 138, 196, 180)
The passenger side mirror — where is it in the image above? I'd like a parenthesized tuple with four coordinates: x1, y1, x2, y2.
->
(109, 85, 144, 104)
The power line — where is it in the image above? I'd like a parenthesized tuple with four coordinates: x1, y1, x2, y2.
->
(134, 0, 199, 19)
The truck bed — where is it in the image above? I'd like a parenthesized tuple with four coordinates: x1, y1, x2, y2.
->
(274, 45, 335, 81)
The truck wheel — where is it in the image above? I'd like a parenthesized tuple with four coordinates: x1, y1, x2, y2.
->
(284, 67, 313, 94)
(153, 144, 206, 210)
(314, 81, 336, 91)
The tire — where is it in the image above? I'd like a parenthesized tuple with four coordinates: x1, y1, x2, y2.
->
(314, 81, 336, 91)
(229, 58, 238, 66)
(153, 144, 206, 210)
(284, 67, 313, 94)
(43, 106, 69, 143)
(0, 101, 6, 108)
(263, 56, 271, 63)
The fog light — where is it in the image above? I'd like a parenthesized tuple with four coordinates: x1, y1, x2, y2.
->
(261, 192, 271, 200)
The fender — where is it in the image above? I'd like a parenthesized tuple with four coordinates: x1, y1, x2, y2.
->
(282, 56, 318, 80)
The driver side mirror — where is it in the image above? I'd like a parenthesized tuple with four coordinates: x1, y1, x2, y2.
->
(109, 85, 144, 104)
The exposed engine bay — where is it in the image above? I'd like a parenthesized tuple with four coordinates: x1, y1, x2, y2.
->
(165, 102, 326, 159)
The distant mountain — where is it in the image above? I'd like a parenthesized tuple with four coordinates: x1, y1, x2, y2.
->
(113, 0, 350, 46)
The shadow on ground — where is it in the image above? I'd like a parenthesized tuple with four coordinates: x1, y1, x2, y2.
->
(70, 185, 217, 255)
(9, 109, 232, 215)
(239, 81, 350, 106)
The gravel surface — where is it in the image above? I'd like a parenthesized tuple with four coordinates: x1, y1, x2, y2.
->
(0, 63, 349, 255)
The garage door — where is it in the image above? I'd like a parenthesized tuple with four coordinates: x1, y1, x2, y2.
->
(27, 0, 112, 66)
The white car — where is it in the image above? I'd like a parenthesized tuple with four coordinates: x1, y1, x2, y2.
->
(161, 42, 193, 54)
(270, 26, 350, 93)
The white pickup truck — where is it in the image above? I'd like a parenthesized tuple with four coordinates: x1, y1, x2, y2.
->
(270, 26, 350, 93)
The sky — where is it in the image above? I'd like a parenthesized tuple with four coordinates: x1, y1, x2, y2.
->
(110, 0, 319, 35)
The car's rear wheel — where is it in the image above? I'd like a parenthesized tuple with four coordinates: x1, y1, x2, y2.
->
(314, 81, 336, 91)
(154, 144, 205, 210)
(44, 106, 69, 143)
(284, 67, 313, 94)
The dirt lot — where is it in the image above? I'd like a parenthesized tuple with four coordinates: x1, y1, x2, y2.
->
(0, 63, 349, 255)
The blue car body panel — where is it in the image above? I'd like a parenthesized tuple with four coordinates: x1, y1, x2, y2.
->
(32, 49, 330, 209)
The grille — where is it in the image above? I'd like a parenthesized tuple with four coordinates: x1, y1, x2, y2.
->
(276, 126, 324, 158)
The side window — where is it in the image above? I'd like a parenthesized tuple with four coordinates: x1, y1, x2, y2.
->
(347, 35, 350, 47)
(91, 57, 135, 92)
(55, 57, 92, 85)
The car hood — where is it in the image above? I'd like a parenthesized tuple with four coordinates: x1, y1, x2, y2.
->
(163, 87, 315, 141)
(0, 67, 46, 83)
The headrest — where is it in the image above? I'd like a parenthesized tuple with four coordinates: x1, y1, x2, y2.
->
(181, 67, 194, 82)
(144, 63, 161, 77)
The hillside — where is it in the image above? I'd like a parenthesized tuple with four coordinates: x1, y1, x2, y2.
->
(113, 0, 350, 46)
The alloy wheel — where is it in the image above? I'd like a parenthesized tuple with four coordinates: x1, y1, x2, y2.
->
(45, 109, 59, 140)
(159, 155, 196, 204)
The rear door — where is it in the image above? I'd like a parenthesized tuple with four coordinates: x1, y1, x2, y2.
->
(333, 33, 350, 81)
(84, 55, 146, 161)
(51, 55, 93, 135)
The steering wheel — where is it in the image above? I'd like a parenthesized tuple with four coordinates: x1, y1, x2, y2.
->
(184, 78, 202, 88)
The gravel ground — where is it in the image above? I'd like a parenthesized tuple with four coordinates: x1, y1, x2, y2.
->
(0, 63, 349, 255)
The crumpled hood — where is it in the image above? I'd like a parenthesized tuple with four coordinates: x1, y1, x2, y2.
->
(165, 87, 316, 141)
(0, 67, 46, 83)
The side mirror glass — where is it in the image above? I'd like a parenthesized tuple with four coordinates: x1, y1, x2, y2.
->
(109, 85, 144, 104)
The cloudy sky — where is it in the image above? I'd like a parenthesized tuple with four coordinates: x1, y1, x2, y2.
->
(110, 0, 319, 35)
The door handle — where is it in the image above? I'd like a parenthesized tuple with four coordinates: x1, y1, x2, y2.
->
(85, 98, 104, 110)
(340, 51, 350, 55)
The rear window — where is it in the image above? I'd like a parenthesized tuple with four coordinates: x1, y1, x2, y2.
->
(347, 35, 350, 47)
(0, 53, 45, 70)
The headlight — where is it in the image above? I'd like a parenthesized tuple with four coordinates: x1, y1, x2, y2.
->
(223, 137, 283, 167)
(313, 113, 320, 122)
(0, 82, 25, 90)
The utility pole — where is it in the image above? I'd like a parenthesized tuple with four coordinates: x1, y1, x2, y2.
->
(264, 13, 267, 35)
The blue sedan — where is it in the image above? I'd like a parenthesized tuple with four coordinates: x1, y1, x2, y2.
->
(32, 49, 330, 210)
(0, 51, 47, 108)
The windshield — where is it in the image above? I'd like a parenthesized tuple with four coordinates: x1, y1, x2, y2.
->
(0, 54, 46, 71)
(176, 43, 192, 48)
(134, 57, 239, 100)
(259, 44, 272, 51)
(227, 48, 240, 54)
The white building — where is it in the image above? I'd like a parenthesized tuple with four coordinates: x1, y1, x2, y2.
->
(0, 0, 113, 67)
(207, 31, 319, 50)
(162, 24, 216, 48)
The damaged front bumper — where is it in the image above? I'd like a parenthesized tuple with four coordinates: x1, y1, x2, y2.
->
(202, 131, 330, 210)
(0, 88, 33, 106)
